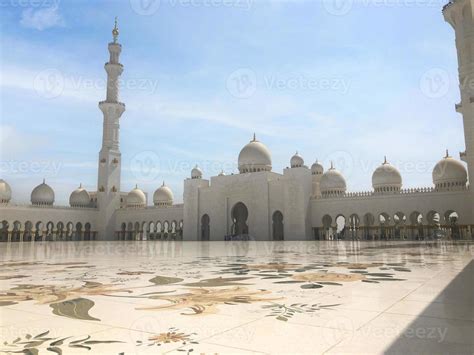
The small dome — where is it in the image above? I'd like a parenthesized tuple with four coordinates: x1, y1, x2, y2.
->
(238, 134, 272, 173)
(320, 163, 347, 197)
(31, 179, 55, 206)
(191, 165, 203, 179)
(69, 184, 91, 207)
(372, 157, 402, 193)
(0, 179, 12, 203)
(290, 151, 304, 168)
(153, 182, 174, 206)
(311, 160, 324, 176)
(218, 170, 226, 177)
(127, 185, 146, 208)
(433, 151, 467, 190)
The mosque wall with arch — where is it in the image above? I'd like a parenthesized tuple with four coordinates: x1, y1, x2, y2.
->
(0, 205, 98, 242)
(310, 189, 472, 240)
(114, 204, 184, 241)
(189, 172, 284, 241)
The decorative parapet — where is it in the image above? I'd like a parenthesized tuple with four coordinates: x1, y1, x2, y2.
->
(344, 191, 373, 198)
(315, 185, 469, 200)
(0, 203, 97, 211)
(120, 203, 184, 211)
(400, 187, 435, 194)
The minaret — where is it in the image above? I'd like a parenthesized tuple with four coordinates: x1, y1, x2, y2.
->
(443, 0, 474, 182)
(97, 18, 126, 240)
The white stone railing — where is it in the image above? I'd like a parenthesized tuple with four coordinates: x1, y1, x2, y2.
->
(318, 185, 469, 200)
(120, 203, 184, 211)
(0, 203, 97, 211)
(399, 187, 435, 194)
(344, 191, 373, 198)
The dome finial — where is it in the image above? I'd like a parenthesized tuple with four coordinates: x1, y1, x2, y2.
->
(135, 183, 138, 189)
(252, 133, 257, 142)
(445, 149, 450, 158)
(112, 16, 119, 43)
(79, 183, 82, 188)
(383, 156, 387, 164)
(162, 180, 165, 186)
(330, 161, 334, 169)
(42, 178, 45, 184)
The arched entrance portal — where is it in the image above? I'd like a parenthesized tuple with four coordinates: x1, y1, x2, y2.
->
(201, 214, 210, 241)
(231, 202, 249, 236)
(272, 211, 284, 241)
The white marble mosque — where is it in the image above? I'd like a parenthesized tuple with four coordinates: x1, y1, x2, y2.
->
(1, 0, 473, 243)
(1, 2, 474, 354)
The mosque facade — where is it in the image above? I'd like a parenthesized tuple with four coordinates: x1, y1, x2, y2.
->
(1, 0, 473, 242)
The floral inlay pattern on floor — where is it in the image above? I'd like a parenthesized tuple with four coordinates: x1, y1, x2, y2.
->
(0, 241, 472, 354)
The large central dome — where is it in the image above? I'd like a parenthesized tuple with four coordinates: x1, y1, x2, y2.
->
(238, 134, 272, 173)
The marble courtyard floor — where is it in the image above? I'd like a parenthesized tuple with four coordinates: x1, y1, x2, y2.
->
(0, 241, 473, 354)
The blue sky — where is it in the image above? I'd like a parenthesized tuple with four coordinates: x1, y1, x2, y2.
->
(0, 0, 465, 204)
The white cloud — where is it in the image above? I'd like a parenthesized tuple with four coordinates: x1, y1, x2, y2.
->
(0, 65, 101, 103)
(20, 6, 64, 31)
(0, 125, 40, 158)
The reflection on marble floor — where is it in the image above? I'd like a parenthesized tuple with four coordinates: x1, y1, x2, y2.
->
(0, 241, 473, 354)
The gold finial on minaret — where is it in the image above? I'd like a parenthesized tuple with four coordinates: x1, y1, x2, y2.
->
(445, 149, 450, 159)
(112, 16, 119, 43)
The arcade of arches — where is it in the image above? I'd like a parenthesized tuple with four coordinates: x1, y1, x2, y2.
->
(0, 221, 96, 242)
(117, 220, 184, 241)
(314, 210, 469, 240)
(0, 220, 185, 242)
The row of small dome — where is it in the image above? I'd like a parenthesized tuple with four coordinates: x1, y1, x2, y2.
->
(127, 182, 174, 208)
(194, 135, 468, 194)
(0, 143, 467, 204)
(0, 179, 175, 208)
(318, 150, 467, 195)
(314, 151, 467, 195)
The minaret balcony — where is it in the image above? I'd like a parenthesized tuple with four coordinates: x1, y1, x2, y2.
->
(108, 42, 122, 49)
(455, 102, 462, 112)
(99, 101, 126, 116)
(104, 62, 124, 75)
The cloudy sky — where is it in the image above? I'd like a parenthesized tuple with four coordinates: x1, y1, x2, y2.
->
(0, 0, 465, 204)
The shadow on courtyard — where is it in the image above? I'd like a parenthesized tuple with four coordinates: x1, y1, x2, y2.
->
(386, 259, 474, 354)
